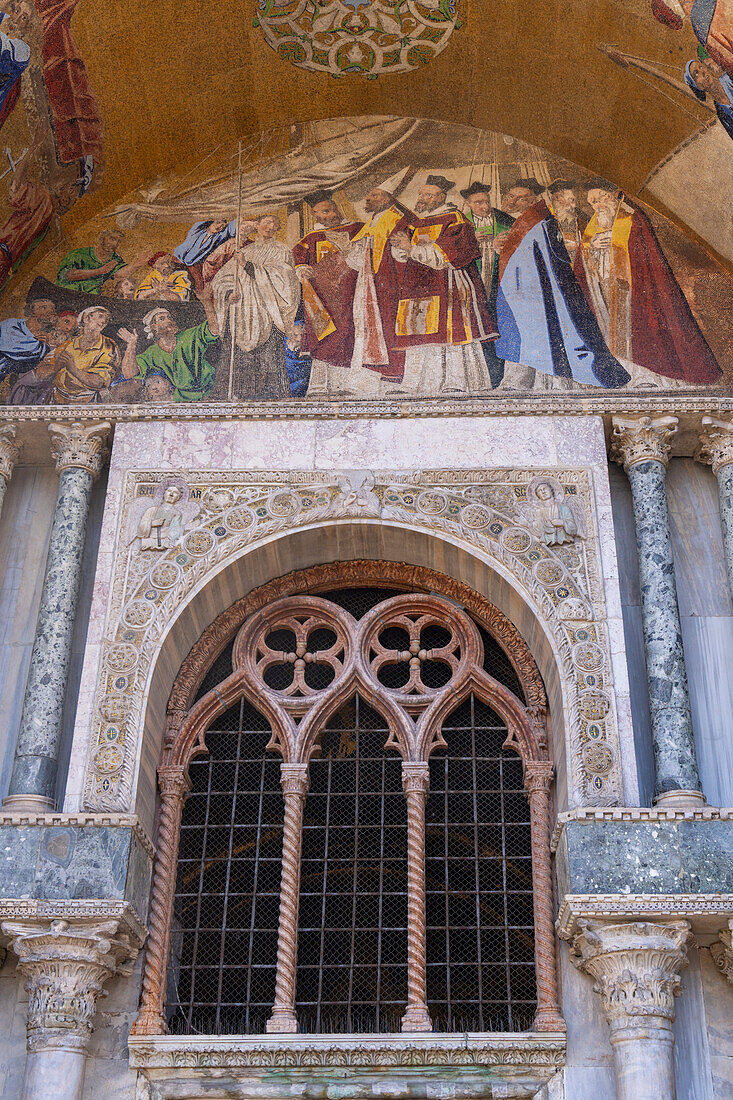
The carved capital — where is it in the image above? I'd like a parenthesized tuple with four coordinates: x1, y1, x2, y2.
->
(711, 919, 733, 985)
(523, 759, 554, 794)
(48, 421, 111, 479)
(697, 417, 733, 476)
(610, 415, 678, 471)
(0, 423, 21, 483)
(401, 761, 431, 795)
(157, 765, 191, 802)
(2, 915, 141, 1053)
(570, 920, 691, 1025)
(279, 762, 310, 796)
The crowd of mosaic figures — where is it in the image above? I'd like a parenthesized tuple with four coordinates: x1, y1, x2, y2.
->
(0, 174, 722, 405)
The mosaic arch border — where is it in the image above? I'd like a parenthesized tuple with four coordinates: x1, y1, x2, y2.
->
(81, 467, 623, 813)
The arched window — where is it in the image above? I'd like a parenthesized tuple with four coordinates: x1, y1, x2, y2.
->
(137, 580, 563, 1038)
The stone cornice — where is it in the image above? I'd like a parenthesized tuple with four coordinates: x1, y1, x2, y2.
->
(556, 894, 733, 940)
(550, 806, 733, 851)
(128, 1032, 567, 1073)
(0, 811, 155, 859)
(0, 899, 147, 950)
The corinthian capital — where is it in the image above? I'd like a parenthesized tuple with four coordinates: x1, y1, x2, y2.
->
(570, 920, 691, 1024)
(0, 423, 21, 483)
(711, 919, 733, 985)
(48, 421, 112, 479)
(2, 909, 143, 1054)
(697, 417, 733, 475)
(523, 759, 554, 793)
(280, 762, 310, 796)
(401, 761, 430, 794)
(610, 416, 678, 472)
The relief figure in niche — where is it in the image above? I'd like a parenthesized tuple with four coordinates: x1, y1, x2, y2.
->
(136, 485, 184, 551)
(522, 477, 583, 547)
(573, 180, 721, 386)
(204, 214, 297, 400)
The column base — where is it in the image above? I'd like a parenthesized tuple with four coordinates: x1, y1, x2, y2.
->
(654, 789, 706, 810)
(401, 1005, 432, 1032)
(1, 794, 55, 813)
(533, 1006, 566, 1032)
(265, 1009, 298, 1033)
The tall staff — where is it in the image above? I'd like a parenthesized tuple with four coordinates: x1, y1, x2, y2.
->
(228, 139, 245, 402)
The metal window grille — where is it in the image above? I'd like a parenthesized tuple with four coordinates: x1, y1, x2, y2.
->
(426, 695, 536, 1032)
(167, 697, 283, 1035)
(297, 695, 408, 1033)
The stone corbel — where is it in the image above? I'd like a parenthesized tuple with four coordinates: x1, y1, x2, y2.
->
(711, 919, 733, 985)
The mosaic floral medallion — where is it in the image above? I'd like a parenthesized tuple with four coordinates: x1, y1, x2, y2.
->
(254, 0, 461, 78)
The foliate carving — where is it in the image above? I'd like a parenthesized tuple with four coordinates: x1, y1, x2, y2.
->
(83, 470, 622, 813)
(569, 920, 691, 1023)
(609, 415, 678, 471)
(0, 423, 21, 483)
(279, 763, 310, 797)
(48, 421, 111, 478)
(2, 914, 142, 1053)
(711, 920, 733, 985)
(697, 417, 733, 475)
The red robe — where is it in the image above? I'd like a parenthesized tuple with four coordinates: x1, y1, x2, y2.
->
(573, 205, 721, 384)
(0, 178, 54, 289)
(392, 209, 494, 349)
(292, 222, 363, 368)
(34, 0, 103, 164)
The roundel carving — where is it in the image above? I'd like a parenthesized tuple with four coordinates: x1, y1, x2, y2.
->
(254, 0, 461, 78)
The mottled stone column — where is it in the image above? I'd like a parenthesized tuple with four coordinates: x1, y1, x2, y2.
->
(0, 422, 22, 518)
(570, 920, 691, 1100)
(697, 417, 733, 600)
(2, 913, 142, 1100)
(610, 416, 704, 808)
(266, 762, 309, 1034)
(524, 760, 565, 1032)
(401, 761, 432, 1033)
(132, 765, 190, 1035)
(4, 422, 111, 812)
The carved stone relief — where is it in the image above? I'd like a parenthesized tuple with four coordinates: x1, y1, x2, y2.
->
(81, 468, 623, 812)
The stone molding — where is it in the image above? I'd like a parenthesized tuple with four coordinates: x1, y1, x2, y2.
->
(711, 919, 733, 985)
(609, 415, 678, 470)
(0, 422, 21, 482)
(550, 805, 733, 851)
(556, 894, 733, 940)
(568, 919, 691, 1023)
(82, 469, 623, 812)
(48, 421, 111, 478)
(0, 899, 147, 949)
(0, 811, 155, 859)
(1, 902, 145, 1055)
(128, 1032, 567, 1073)
(2, 395, 733, 423)
(697, 416, 733, 474)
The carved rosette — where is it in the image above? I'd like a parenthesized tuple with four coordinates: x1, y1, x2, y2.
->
(697, 417, 733, 476)
(49, 421, 112, 479)
(0, 423, 21, 483)
(2, 916, 141, 1054)
(711, 919, 733, 985)
(570, 920, 691, 1027)
(610, 415, 678, 471)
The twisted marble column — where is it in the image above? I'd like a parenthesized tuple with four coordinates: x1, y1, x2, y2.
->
(266, 763, 309, 1034)
(132, 765, 191, 1035)
(571, 920, 691, 1100)
(524, 760, 565, 1032)
(3, 912, 142, 1100)
(401, 761, 432, 1032)
(610, 416, 704, 808)
(4, 421, 111, 812)
(697, 416, 733, 600)
(0, 422, 21, 518)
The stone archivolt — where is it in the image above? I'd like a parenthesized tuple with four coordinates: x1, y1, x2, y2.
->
(82, 468, 623, 814)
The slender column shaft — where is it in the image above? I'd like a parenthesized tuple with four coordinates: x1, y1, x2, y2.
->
(611, 417, 703, 806)
(132, 766, 191, 1035)
(0, 422, 21, 520)
(524, 761, 565, 1032)
(697, 417, 733, 599)
(4, 422, 110, 812)
(401, 761, 431, 1032)
(266, 763, 309, 1034)
(570, 920, 691, 1100)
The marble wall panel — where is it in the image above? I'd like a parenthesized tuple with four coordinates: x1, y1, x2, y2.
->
(673, 946, 715, 1100)
(699, 942, 733, 1099)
